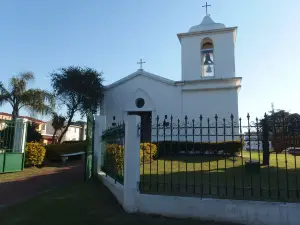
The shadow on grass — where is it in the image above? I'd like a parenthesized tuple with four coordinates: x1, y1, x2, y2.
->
(0, 179, 243, 225)
(0, 162, 84, 207)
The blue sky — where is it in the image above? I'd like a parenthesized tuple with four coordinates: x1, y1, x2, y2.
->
(0, 0, 300, 121)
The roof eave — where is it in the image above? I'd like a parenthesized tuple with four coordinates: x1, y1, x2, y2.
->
(104, 70, 176, 90)
(177, 26, 238, 42)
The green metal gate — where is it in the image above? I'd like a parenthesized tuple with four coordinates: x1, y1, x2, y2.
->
(0, 119, 28, 173)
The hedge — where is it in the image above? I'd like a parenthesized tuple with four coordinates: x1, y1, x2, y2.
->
(102, 143, 157, 180)
(25, 142, 46, 166)
(271, 135, 300, 153)
(155, 141, 244, 157)
(102, 144, 124, 179)
(140, 143, 157, 163)
(46, 141, 87, 160)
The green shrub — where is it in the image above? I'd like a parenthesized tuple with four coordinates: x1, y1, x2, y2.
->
(103, 144, 124, 178)
(156, 141, 244, 157)
(46, 141, 87, 160)
(25, 142, 46, 166)
(140, 143, 157, 163)
(271, 134, 300, 153)
(102, 143, 157, 178)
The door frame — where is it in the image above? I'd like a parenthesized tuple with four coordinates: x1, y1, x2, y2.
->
(127, 110, 153, 143)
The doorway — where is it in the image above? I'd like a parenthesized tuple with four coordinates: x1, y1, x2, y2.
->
(128, 111, 152, 143)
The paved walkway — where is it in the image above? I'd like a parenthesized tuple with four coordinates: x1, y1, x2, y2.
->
(0, 161, 84, 207)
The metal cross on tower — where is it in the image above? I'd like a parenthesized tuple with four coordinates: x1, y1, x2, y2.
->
(202, 2, 211, 16)
(137, 58, 146, 70)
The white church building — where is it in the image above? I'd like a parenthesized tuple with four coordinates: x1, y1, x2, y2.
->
(100, 14, 242, 142)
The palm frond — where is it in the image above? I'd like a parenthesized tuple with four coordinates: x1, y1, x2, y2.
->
(20, 89, 55, 116)
(9, 72, 34, 95)
(0, 81, 10, 95)
(0, 81, 12, 106)
(51, 112, 66, 130)
(20, 72, 34, 81)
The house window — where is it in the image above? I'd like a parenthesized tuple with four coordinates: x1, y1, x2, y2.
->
(201, 38, 214, 77)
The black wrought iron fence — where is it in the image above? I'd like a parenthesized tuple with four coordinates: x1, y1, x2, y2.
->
(139, 114, 300, 203)
(0, 120, 16, 152)
(101, 122, 125, 184)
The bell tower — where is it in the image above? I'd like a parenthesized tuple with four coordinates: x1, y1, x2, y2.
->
(178, 12, 237, 81)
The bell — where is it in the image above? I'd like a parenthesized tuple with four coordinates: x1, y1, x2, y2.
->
(204, 53, 213, 65)
(206, 65, 212, 73)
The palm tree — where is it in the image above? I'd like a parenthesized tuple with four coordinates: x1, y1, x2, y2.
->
(51, 113, 66, 144)
(0, 72, 54, 120)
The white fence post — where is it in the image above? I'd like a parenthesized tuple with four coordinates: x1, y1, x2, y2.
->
(94, 115, 106, 174)
(12, 118, 28, 153)
(123, 115, 141, 213)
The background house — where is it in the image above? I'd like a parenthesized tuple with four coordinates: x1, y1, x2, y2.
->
(0, 112, 51, 144)
(0, 112, 86, 144)
(45, 120, 86, 143)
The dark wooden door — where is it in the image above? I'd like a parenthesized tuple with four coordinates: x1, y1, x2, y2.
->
(128, 111, 152, 143)
(140, 112, 152, 143)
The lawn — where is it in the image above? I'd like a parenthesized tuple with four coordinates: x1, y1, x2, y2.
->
(0, 180, 242, 225)
(140, 151, 300, 202)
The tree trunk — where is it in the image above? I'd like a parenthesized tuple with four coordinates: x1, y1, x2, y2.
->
(262, 118, 270, 165)
(52, 130, 57, 144)
(263, 150, 270, 165)
(12, 105, 19, 120)
(58, 110, 75, 143)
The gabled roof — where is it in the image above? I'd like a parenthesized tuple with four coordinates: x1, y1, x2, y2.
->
(104, 69, 176, 89)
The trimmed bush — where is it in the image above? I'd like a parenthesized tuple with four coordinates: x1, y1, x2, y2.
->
(140, 143, 157, 163)
(25, 142, 46, 166)
(46, 141, 87, 160)
(156, 141, 244, 157)
(103, 144, 124, 177)
(271, 134, 300, 153)
(102, 142, 157, 178)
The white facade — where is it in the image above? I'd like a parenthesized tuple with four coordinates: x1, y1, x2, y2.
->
(45, 121, 83, 142)
(179, 16, 237, 80)
(101, 15, 242, 141)
(63, 125, 81, 141)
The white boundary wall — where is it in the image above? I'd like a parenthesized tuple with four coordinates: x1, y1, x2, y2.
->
(98, 172, 124, 205)
(95, 115, 300, 225)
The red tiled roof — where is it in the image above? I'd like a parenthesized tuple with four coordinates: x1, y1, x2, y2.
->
(0, 112, 11, 117)
(0, 112, 46, 124)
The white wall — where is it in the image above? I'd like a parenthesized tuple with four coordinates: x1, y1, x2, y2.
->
(182, 88, 238, 120)
(243, 140, 272, 151)
(63, 126, 81, 141)
(45, 121, 54, 135)
(136, 194, 300, 225)
(98, 172, 124, 205)
(103, 74, 240, 129)
(181, 31, 235, 81)
(103, 75, 182, 126)
(182, 88, 239, 142)
(100, 166, 300, 225)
